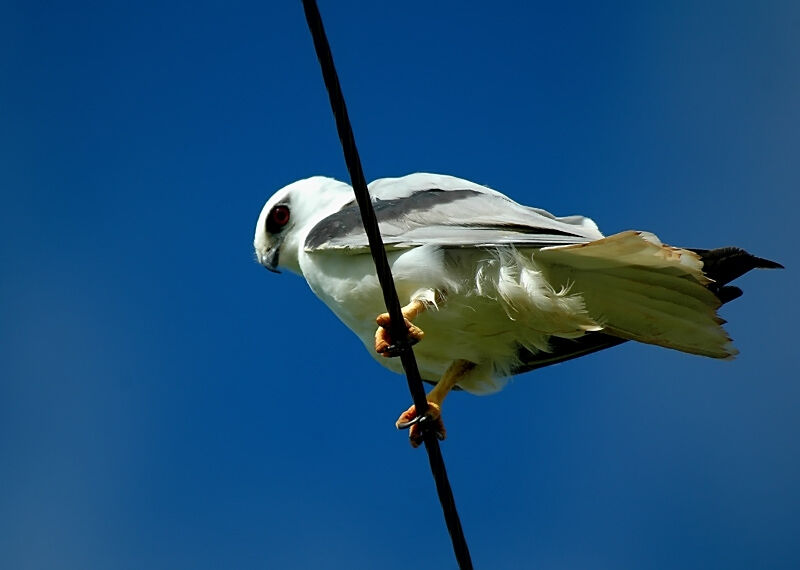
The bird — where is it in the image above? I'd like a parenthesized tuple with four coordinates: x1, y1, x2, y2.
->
(253, 173, 781, 447)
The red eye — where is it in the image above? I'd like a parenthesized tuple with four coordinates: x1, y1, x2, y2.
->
(267, 205, 290, 233)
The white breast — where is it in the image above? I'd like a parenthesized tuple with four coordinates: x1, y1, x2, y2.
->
(297, 244, 601, 394)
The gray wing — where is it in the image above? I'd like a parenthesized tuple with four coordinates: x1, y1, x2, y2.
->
(305, 173, 604, 252)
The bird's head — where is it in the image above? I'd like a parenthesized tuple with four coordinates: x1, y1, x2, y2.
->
(254, 176, 354, 275)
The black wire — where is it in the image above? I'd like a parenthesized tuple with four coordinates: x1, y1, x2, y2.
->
(300, 2, 473, 568)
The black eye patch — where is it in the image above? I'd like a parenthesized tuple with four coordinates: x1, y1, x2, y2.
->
(267, 204, 290, 233)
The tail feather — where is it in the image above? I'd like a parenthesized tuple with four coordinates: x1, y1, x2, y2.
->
(512, 238, 780, 374)
(537, 231, 732, 358)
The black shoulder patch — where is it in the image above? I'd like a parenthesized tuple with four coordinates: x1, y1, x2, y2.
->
(304, 188, 481, 249)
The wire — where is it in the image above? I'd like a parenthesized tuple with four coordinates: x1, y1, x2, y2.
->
(300, 1, 474, 568)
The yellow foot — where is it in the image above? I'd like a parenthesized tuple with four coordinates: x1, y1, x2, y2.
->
(374, 313, 424, 357)
(395, 401, 444, 448)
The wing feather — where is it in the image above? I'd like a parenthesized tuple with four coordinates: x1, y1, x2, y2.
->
(304, 173, 603, 252)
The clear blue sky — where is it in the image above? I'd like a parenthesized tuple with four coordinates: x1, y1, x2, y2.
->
(2, 2, 798, 568)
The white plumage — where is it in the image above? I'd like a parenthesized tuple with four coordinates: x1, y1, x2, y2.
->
(254, 173, 776, 405)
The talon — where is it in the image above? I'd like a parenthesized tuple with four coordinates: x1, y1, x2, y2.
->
(395, 402, 445, 448)
(382, 337, 422, 358)
(374, 314, 424, 357)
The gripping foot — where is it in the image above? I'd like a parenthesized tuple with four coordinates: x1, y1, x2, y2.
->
(395, 401, 445, 448)
(374, 312, 425, 358)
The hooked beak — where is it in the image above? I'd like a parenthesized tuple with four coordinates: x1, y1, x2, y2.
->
(260, 243, 282, 273)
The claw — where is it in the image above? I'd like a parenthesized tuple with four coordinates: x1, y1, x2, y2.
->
(374, 315, 424, 357)
(396, 414, 423, 430)
(380, 337, 422, 358)
(395, 402, 445, 448)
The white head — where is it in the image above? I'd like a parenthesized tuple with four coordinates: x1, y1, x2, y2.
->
(254, 176, 354, 274)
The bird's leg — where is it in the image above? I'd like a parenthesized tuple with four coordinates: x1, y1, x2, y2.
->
(396, 359, 476, 448)
(374, 299, 427, 357)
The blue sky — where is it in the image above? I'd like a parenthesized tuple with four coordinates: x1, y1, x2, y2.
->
(2, 1, 798, 568)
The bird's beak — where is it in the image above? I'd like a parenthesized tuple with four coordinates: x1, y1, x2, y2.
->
(260, 243, 282, 273)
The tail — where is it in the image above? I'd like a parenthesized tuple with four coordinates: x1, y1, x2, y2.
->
(532, 231, 782, 361)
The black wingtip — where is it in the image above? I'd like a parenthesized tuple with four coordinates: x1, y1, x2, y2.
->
(716, 285, 743, 304)
(694, 247, 782, 286)
(753, 257, 784, 270)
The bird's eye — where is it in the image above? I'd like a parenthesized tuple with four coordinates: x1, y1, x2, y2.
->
(267, 205, 290, 233)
